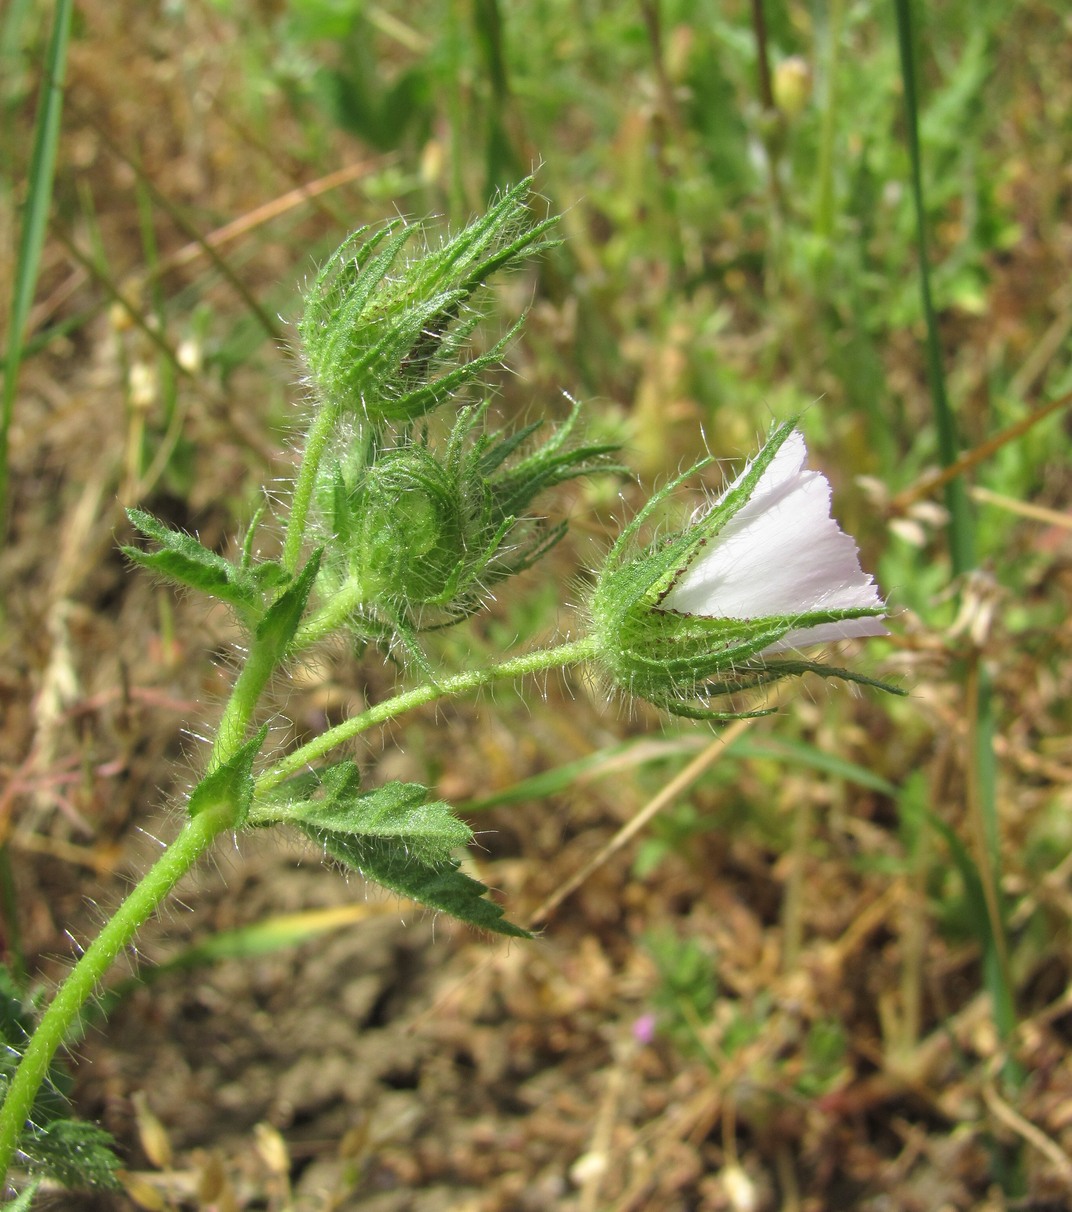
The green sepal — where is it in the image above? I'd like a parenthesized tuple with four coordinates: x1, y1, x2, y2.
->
(755, 659, 907, 697)
(123, 508, 262, 614)
(255, 550, 322, 662)
(187, 724, 269, 827)
(589, 418, 898, 716)
(313, 399, 620, 650)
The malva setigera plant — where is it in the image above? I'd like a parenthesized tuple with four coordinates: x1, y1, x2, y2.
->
(0, 180, 901, 1199)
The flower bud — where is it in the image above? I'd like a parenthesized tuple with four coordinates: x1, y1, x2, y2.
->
(298, 178, 559, 427)
(590, 422, 891, 718)
(316, 401, 621, 642)
(349, 447, 465, 605)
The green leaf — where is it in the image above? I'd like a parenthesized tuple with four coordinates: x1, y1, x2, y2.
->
(188, 725, 268, 827)
(256, 766, 528, 937)
(17, 1119, 120, 1192)
(2, 1180, 41, 1210)
(255, 549, 322, 662)
(123, 507, 258, 612)
(255, 763, 472, 867)
(304, 827, 530, 939)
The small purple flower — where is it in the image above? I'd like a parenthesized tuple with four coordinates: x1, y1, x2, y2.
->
(632, 1012, 657, 1045)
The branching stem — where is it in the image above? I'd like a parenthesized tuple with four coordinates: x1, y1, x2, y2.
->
(0, 634, 598, 1191)
(256, 636, 599, 795)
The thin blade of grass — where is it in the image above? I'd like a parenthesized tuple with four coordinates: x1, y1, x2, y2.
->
(0, 0, 73, 536)
(463, 733, 896, 814)
(91, 904, 393, 1020)
(895, 0, 1014, 1054)
(893, 0, 974, 574)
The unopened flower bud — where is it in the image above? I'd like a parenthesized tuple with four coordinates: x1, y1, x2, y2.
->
(589, 422, 891, 718)
(298, 179, 559, 427)
(349, 446, 465, 606)
(316, 401, 621, 642)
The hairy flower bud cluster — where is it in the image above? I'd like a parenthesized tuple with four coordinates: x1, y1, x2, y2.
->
(299, 180, 558, 427)
(314, 402, 620, 650)
(292, 179, 620, 659)
(589, 422, 890, 718)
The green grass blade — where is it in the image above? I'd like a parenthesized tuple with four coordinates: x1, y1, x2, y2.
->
(463, 734, 897, 814)
(895, 0, 1013, 1055)
(0, 0, 74, 537)
(893, 0, 974, 575)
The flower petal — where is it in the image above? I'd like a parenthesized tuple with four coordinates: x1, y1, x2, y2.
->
(761, 616, 888, 655)
(662, 431, 884, 628)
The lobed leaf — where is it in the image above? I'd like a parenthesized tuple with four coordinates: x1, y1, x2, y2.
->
(252, 767, 528, 937)
(123, 508, 260, 613)
(15, 1120, 120, 1193)
(255, 764, 471, 867)
(303, 828, 530, 939)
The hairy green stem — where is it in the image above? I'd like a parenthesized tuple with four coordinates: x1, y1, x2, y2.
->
(291, 578, 368, 653)
(209, 633, 286, 772)
(0, 800, 237, 1189)
(0, 634, 599, 1190)
(256, 636, 599, 795)
(282, 402, 338, 575)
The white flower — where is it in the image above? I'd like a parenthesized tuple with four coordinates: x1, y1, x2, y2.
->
(660, 430, 887, 654)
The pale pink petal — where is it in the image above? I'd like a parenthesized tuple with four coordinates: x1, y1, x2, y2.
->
(662, 431, 884, 638)
(761, 616, 888, 655)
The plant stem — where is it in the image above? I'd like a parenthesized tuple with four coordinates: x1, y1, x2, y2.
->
(291, 578, 367, 653)
(282, 402, 338, 575)
(208, 633, 285, 772)
(256, 636, 599, 795)
(0, 800, 237, 1190)
(0, 634, 599, 1188)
